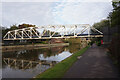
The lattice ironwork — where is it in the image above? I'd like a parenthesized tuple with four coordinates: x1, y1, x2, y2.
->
(3, 24, 103, 40)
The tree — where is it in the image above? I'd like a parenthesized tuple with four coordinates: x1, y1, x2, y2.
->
(107, 1, 120, 67)
(109, 1, 120, 27)
(92, 19, 110, 30)
(18, 23, 36, 29)
(10, 24, 18, 30)
(91, 19, 110, 34)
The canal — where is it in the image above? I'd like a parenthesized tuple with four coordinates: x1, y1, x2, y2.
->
(2, 43, 85, 78)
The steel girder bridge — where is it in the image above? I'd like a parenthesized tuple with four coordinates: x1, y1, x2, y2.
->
(3, 24, 103, 40)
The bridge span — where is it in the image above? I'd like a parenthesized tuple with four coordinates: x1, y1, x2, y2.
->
(3, 24, 103, 40)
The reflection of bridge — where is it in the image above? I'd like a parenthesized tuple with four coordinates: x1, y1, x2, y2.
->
(3, 24, 103, 40)
(3, 58, 58, 70)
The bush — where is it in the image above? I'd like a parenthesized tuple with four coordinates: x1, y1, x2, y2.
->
(108, 35, 120, 67)
(96, 40, 101, 46)
(88, 41, 94, 46)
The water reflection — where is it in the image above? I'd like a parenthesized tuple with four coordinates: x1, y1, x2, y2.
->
(39, 51, 72, 61)
(3, 58, 57, 70)
(2, 43, 84, 78)
(2, 46, 66, 61)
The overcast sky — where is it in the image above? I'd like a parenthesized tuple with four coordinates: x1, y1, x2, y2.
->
(2, 0, 113, 28)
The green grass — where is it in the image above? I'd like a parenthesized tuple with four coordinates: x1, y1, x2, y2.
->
(35, 46, 89, 79)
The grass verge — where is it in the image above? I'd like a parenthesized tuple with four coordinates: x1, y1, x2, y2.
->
(35, 45, 89, 79)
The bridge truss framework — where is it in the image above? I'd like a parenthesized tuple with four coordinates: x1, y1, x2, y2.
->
(3, 24, 103, 40)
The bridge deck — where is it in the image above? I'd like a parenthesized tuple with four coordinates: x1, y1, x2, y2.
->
(4, 34, 103, 40)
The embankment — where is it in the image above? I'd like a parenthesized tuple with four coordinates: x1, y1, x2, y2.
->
(1, 43, 69, 52)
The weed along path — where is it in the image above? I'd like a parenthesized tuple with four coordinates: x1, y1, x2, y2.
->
(64, 44, 120, 78)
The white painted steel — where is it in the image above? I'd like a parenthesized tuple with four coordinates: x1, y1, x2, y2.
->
(3, 24, 103, 40)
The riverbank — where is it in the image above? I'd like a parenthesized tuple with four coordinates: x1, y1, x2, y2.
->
(1, 43, 69, 52)
(35, 45, 89, 79)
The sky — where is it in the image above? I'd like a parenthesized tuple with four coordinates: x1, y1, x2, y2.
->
(2, 0, 113, 28)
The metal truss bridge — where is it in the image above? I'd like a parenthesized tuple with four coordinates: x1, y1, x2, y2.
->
(3, 24, 103, 40)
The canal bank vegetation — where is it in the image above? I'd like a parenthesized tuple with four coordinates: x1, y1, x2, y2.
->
(91, 1, 120, 68)
(35, 45, 89, 79)
(89, 38, 102, 46)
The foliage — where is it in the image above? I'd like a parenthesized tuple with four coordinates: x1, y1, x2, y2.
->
(108, 34, 120, 67)
(107, 1, 120, 66)
(2, 24, 18, 35)
(112, 1, 120, 9)
(96, 40, 101, 46)
(40, 41, 48, 44)
(10, 24, 18, 30)
(18, 23, 36, 29)
(109, 1, 120, 27)
(91, 19, 110, 35)
(35, 46, 89, 79)
(2, 27, 9, 38)
(88, 41, 94, 46)
(43, 30, 59, 36)
(92, 19, 110, 30)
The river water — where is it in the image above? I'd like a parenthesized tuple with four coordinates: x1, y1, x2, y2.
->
(2, 43, 84, 78)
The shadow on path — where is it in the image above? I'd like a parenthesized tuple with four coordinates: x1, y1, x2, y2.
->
(64, 44, 120, 78)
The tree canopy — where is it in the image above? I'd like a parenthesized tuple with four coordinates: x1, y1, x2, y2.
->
(110, 1, 120, 27)
(18, 23, 36, 29)
(92, 19, 110, 30)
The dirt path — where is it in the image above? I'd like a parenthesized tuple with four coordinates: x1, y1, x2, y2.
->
(64, 44, 120, 78)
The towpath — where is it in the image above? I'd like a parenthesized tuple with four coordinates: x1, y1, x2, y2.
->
(64, 44, 120, 78)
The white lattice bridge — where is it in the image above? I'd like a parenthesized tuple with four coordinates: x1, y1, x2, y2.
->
(3, 24, 103, 40)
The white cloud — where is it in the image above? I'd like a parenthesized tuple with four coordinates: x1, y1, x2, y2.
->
(2, 2, 54, 27)
(1, 0, 112, 2)
(2, 2, 113, 28)
(53, 2, 113, 25)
